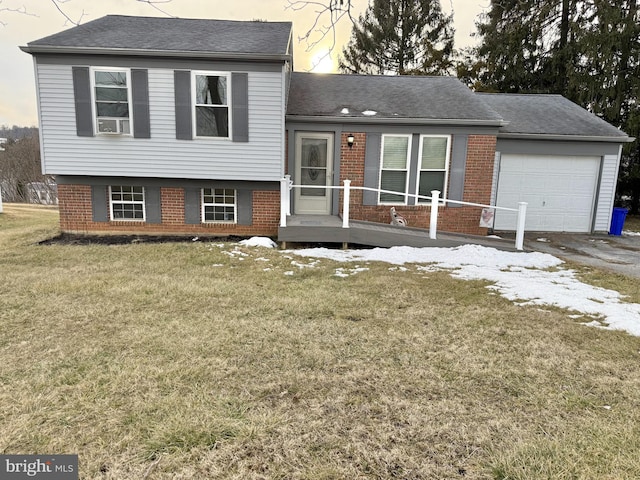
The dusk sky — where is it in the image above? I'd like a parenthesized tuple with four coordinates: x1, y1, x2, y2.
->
(0, 0, 486, 127)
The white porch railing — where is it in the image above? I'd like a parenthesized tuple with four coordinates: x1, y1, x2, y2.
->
(280, 175, 528, 251)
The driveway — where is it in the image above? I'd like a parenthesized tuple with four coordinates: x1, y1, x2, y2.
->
(525, 232, 640, 278)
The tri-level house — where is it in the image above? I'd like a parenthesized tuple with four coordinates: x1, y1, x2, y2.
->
(22, 15, 633, 242)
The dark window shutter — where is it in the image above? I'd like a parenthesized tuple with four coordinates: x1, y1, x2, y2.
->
(174, 70, 192, 140)
(448, 135, 468, 208)
(408, 134, 420, 206)
(145, 186, 161, 223)
(131, 69, 151, 139)
(363, 133, 381, 205)
(231, 72, 249, 142)
(184, 188, 201, 224)
(72, 67, 94, 137)
(236, 189, 253, 225)
(91, 185, 109, 222)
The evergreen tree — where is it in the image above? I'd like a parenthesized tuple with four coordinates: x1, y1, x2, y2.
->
(339, 0, 454, 75)
(581, 1, 640, 214)
(462, 0, 582, 96)
(463, 0, 640, 213)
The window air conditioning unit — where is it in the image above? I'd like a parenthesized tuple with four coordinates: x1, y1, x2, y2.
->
(97, 118, 130, 134)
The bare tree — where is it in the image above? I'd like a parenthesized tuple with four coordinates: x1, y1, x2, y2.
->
(0, 132, 57, 204)
(285, 0, 357, 58)
(0, 0, 174, 27)
(0, 0, 36, 26)
(49, 0, 175, 26)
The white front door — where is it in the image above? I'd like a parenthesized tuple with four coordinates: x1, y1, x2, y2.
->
(294, 132, 334, 214)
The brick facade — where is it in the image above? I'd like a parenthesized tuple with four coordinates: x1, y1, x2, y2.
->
(57, 184, 280, 237)
(338, 132, 497, 236)
(59, 133, 496, 238)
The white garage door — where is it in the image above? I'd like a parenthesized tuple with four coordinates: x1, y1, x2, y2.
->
(494, 154, 601, 232)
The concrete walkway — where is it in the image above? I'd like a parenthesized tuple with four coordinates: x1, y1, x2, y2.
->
(525, 232, 640, 278)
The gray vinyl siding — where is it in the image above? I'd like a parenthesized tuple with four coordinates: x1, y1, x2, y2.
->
(495, 138, 621, 157)
(37, 63, 284, 181)
(593, 152, 621, 232)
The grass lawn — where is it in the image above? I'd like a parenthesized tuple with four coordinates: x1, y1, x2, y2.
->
(1, 204, 640, 479)
(625, 213, 640, 232)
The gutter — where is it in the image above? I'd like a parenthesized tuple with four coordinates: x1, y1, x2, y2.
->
(19, 45, 292, 63)
(497, 132, 636, 143)
(286, 115, 507, 127)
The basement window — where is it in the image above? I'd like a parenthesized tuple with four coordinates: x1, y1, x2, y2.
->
(202, 188, 236, 223)
(109, 186, 145, 221)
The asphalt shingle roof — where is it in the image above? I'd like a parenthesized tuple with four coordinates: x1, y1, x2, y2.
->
(478, 93, 628, 139)
(24, 14, 630, 140)
(287, 73, 503, 123)
(27, 15, 292, 57)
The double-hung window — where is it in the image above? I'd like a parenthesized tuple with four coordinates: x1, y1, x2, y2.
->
(202, 188, 236, 223)
(417, 135, 450, 203)
(193, 72, 230, 138)
(93, 68, 131, 135)
(110, 186, 145, 221)
(379, 134, 411, 204)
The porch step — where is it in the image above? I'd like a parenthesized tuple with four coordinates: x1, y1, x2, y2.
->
(278, 216, 519, 251)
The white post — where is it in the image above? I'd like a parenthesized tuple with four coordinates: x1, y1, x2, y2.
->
(429, 190, 440, 240)
(515, 202, 527, 251)
(280, 177, 289, 227)
(342, 179, 351, 228)
(285, 174, 292, 216)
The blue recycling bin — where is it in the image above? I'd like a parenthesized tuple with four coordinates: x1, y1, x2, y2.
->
(609, 207, 628, 236)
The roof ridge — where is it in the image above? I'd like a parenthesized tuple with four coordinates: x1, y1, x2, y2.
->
(101, 14, 292, 25)
(292, 71, 461, 81)
(476, 92, 564, 97)
(287, 72, 503, 123)
(24, 14, 293, 57)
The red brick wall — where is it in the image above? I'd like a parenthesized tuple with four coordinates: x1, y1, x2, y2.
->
(58, 184, 93, 232)
(339, 133, 497, 236)
(253, 191, 280, 231)
(339, 132, 366, 211)
(57, 185, 280, 237)
(59, 132, 496, 238)
(439, 135, 497, 234)
(160, 187, 184, 225)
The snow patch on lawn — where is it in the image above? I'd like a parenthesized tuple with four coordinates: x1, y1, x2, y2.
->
(288, 244, 640, 337)
(334, 267, 370, 278)
(239, 237, 278, 248)
(291, 259, 321, 269)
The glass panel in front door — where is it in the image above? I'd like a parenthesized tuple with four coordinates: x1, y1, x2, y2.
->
(300, 138, 328, 196)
